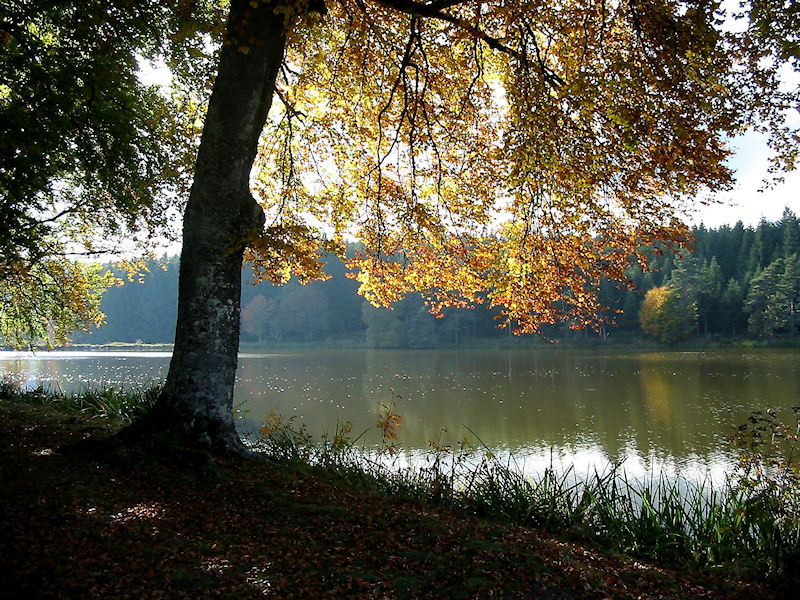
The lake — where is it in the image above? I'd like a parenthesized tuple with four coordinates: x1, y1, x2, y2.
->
(2, 348, 798, 482)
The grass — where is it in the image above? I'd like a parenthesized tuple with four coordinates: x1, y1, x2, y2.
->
(250, 403, 800, 588)
(0, 377, 161, 422)
(2, 378, 798, 594)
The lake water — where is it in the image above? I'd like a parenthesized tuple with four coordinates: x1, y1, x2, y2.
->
(2, 348, 798, 482)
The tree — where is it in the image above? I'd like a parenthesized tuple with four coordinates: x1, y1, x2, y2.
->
(0, 260, 113, 347)
(783, 254, 800, 338)
(7, 1, 796, 454)
(719, 278, 747, 336)
(241, 294, 271, 342)
(782, 208, 800, 257)
(363, 304, 404, 348)
(140, 0, 800, 455)
(744, 257, 793, 337)
(274, 285, 332, 341)
(0, 0, 210, 346)
(639, 285, 697, 345)
(668, 254, 722, 334)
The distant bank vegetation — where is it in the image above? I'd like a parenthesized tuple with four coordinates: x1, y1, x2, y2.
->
(71, 209, 800, 348)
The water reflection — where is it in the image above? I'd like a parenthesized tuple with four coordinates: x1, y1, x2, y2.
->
(0, 351, 170, 391)
(2, 348, 798, 481)
(236, 349, 799, 476)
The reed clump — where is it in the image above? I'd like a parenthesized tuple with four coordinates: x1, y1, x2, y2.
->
(0, 377, 160, 422)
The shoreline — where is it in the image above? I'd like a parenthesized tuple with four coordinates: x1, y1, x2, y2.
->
(0, 395, 785, 599)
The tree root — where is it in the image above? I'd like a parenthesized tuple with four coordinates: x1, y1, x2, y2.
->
(63, 411, 270, 469)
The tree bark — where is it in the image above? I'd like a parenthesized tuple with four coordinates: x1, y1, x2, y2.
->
(119, 1, 289, 457)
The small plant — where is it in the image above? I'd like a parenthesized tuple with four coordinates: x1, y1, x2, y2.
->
(319, 419, 371, 468)
(376, 390, 403, 455)
(726, 407, 800, 579)
(1, 376, 19, 398)
(320, 419, 354, 456)
(419, 428, 476, 503)
(255, 411, 315, 463)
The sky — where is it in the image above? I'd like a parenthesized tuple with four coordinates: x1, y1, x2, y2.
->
(692, 131, 800, 228)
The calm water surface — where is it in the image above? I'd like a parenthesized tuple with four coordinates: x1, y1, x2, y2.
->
(2, 348, 798, 481)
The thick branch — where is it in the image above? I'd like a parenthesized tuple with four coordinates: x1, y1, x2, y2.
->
(370, 0, 519, 57)
(369, 0, 564, 86)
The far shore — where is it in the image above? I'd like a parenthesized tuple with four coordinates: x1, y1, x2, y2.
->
(4, 333, 800, 354)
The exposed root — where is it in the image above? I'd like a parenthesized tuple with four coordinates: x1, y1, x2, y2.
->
(64, 407, 270, 468)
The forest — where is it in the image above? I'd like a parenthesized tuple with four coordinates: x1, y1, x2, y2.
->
(74, 208, 800, 348)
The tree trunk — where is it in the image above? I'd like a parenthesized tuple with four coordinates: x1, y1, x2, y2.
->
(119, 1, 289, 457)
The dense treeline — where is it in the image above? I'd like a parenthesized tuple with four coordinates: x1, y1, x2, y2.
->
(73, 258, 181, 344)
(74, 209, 800, 347)
(615, 207, 800, 344)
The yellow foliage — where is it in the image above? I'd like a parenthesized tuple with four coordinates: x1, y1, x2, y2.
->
(0, 259, 116, 348)
(639, 285, 697, 344)
(258, 411, 287, 438)
(240, 0, 735, 332)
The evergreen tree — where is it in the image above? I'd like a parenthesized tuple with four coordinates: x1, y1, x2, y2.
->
(719, 278, 748, 336)
(668, 254, 722, 334)
(736, 224, 756, 281)
(782, 208, 800, 257)
(781, 254, 800, 338)
(745, 258, 788, 337)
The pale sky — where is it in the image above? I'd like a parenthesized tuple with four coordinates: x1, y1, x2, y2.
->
(691, 131, 800, 228)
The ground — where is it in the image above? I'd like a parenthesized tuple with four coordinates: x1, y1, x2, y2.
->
(0, 399, 779, 599)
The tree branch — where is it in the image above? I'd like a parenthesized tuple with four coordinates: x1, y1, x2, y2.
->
(369, 0, 519, 58)
(369, 0, 564, 86)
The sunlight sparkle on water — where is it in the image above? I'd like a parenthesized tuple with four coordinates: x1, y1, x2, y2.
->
(2, 348, 796, 488)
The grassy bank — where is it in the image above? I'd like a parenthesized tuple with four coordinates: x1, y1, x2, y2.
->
(0, 383, 795, 598)
(252, 403, 800, 588)
(0, 378, 160, 422)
